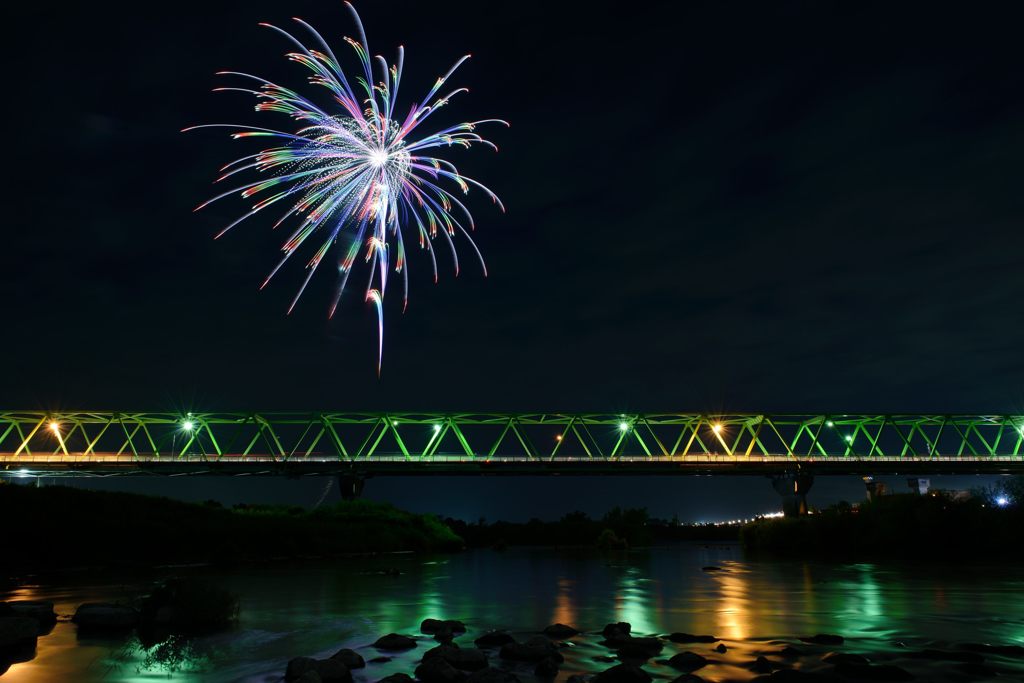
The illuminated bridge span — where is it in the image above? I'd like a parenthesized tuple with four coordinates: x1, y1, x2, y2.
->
(1, 412, 1023, 476)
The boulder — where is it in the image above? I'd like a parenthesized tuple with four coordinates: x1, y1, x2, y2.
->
(314, 658, 353, 683)
(667, 652, 707, 672)
(592, 663, 651, 683)
(465, 668, 520, 683)
(297, 672, 323, 683)
(416, 655, 467, 683)
(535, 657, 560, 678)
(2, 601, 56, 624)
(378, 675, 413, 683)
(701, 566, 723, 572)
(378, 675, 414, 683)
(474, 631, 516, 648)
(369, 656, 392, 664)
(543, 623, 579, 639)
(72, 603, 139, 630)
(752, 656, 773, 673)
(499, 637, 563, 663)
(778, 646, 803, 658)
(424, 644, 488, 671)
(799, 634, 843, 646)
(373, 633, 418, 651)
(422, 619, 467, 635)
(616, 638, 663, 661)
(331, 648, 366, 669)
(830, 663, 914, 681)
(0, 617, 37, 650)
(602, 622, 632, 639)
(665, 633, 717, 644)
(714, 644, 727, 654)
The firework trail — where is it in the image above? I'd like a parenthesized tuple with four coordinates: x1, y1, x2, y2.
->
(185, 2, 506, 370)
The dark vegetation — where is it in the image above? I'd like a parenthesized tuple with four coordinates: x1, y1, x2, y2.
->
(445, 508, 739, 549)
(0, 483, 461, 572)
(742, 479, 1024, 559)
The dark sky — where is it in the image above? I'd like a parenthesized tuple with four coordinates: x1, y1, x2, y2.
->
(4, 1, 1022, 517)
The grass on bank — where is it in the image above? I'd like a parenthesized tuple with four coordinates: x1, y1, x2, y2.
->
(741, 487, 1024, 559)
(0, 482, 462, 572)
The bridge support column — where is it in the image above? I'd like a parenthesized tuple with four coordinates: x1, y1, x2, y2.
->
(770, 472, 814, 517)
(338, 474, 365, 501)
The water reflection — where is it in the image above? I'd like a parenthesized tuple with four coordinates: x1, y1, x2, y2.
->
(2, 545, 1023, 681)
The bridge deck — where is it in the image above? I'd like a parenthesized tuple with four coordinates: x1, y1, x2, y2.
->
(4, 453, 1024, 476)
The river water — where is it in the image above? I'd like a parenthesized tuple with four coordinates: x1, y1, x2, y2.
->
(2, 544, 1023, 681)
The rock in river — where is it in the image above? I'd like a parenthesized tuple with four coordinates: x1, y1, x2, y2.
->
(286, 657, 352, 683)
(667, 652, 707, 672)
(331, 648, 366, 669)
(500, 636, 564, 663)
(475, 631, 516, 648)
(665, 633, 717, 644)
(373, 633, 418, 651)
(465, 667, 520, 683)
(72, 603, 139, 630)
(0, 617, 37, 651)
(416, 655, 467, 683)
(543, 623, 579, 639)
(422, 619, 467, 635)
(592, 663, 652, 683)
(424, 643, 489, 671)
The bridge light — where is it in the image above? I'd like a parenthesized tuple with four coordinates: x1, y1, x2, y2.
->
(712, 423, 723, 434)
(16, 469, 30, 478)
(182, 420, 195, 432)
(48, 421, 60, 435)
(844, 435, 853, 443)
(433, 424, 441, 433)
(996, 496, 1010, 507)
(826, 420, 834, 427)
(618, 422, 629, 432)
(555, 434, 563, 441)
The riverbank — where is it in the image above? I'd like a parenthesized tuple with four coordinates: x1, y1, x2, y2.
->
(741, 491, 1024, 559)
(445, 509, 740, 549)
(0, 483, 462, 574)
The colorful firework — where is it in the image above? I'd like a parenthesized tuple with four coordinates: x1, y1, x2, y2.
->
(185, 2, 506, 369)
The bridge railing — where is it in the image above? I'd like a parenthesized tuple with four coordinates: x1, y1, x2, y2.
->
(1, 412, 1021, 463)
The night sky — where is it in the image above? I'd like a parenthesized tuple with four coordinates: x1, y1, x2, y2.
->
(5, 1, 1022, 519)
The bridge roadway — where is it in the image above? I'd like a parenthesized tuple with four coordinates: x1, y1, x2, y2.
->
(2, 453, 1024, 477)
(0, 411, 1022, 477)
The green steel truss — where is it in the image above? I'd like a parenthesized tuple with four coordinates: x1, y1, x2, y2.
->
(1, 413, 1022, 473)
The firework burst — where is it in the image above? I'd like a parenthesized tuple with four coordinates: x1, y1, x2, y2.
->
(185, 2, 506, 370)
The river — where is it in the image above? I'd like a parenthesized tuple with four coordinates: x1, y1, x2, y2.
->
(2, 543, 1022, 681)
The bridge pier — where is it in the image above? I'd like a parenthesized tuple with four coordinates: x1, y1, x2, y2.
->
(770, 472, 814, 516)
(337, 474, 365, 501)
